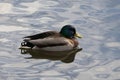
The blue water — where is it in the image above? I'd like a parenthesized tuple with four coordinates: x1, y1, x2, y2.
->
(0, 0, 120, 80)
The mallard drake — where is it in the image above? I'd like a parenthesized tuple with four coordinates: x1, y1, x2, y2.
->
(20, 25, 82, 51)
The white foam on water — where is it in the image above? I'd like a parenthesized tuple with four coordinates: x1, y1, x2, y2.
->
(39, 70, 63, 76)
(20, 1, 40, 14)
(0, 25, 29, 32)
(40, 77, 67, 80)
(1, 63, 31, 68)
(91, 35, 104, 40)
(0, 38, 10, 42)
(105, 42, 120, 48)
(0, 3, 13, 14)
(17, 17, 55, 24)
(0, 51, 12, 57)
(39, 17, 55, 23)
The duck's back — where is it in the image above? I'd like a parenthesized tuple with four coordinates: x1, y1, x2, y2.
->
(24, 31, 60, 41)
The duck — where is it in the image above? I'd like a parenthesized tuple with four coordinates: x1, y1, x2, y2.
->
(20, 25, 82, 51)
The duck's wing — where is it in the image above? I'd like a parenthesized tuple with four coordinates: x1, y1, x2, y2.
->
(29, 37, 68, 48)
(24, 31, 59, 41)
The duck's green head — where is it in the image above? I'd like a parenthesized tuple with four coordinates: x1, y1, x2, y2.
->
(60, 25, 83, 38)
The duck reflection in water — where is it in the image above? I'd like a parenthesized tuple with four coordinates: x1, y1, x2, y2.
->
(20, 48, 82, 63)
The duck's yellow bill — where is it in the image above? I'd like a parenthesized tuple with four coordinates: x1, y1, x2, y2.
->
(75, 32, 83, 38)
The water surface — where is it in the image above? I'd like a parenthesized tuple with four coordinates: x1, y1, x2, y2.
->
(0, 0, 120, 80)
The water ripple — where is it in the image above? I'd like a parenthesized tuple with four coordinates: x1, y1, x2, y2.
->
(0, 0, 120, 80)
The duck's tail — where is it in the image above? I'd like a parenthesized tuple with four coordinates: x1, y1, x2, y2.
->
(21, 41, 34, 48)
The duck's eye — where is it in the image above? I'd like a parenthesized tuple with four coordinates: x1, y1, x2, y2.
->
(69, 29, 75, 34)
(70, 30, 74, 34)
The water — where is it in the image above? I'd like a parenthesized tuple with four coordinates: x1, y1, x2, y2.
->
(0, 0, 120, 80)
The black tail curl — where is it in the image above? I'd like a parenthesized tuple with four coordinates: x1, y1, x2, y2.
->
(21, 41, 34, 48)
